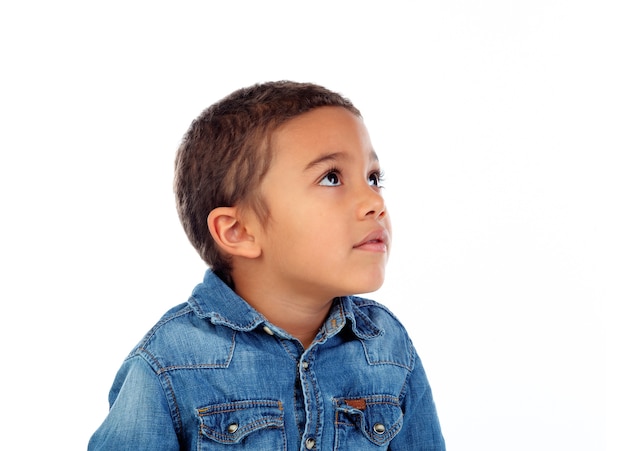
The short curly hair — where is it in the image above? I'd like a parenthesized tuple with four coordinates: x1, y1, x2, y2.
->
(174, 81, 360, 285)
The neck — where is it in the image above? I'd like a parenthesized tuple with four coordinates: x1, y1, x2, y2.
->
(255, 296, 331, 349)
(231, 269, 334, 349)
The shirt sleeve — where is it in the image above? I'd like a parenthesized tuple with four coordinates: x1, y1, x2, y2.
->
(390, 347, 446, 450)
(88, 355, 180, 451)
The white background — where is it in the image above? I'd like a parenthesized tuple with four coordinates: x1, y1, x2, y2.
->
(1, 1, 623, 450)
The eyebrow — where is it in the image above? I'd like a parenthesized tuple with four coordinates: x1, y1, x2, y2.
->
(304, 150, 379, 171)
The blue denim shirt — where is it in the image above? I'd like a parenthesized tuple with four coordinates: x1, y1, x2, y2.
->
(89, 270, 445, 450)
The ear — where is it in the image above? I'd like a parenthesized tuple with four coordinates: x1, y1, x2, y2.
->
(207, 207, 262, 259)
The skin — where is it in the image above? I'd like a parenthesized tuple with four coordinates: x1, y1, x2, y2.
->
(211, 106, 391, 348)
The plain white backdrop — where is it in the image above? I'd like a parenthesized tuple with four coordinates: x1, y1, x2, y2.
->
(1, 1, 623, 449)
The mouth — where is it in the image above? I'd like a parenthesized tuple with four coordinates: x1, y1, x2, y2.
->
(353, 229, 390, 252)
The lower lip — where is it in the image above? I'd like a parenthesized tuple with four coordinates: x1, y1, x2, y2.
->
(354, 242, 387, 252)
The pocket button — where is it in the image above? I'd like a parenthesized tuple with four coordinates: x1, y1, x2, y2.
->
(373, 423, 386, 434)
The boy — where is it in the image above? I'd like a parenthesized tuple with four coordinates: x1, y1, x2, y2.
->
(89, 81, 445, 450)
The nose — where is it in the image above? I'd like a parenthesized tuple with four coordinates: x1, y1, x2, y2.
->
(358, 186, 386, 220)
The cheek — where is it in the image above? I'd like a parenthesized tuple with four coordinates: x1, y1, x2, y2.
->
(265, 200, 348, 252)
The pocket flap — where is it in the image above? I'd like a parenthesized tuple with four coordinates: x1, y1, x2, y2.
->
(198, 400, 284, 444)
(335, 395, 403, 445)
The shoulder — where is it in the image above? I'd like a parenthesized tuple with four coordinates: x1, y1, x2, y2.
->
(132, 303, 195, 351)
(126, 302, 236, 373)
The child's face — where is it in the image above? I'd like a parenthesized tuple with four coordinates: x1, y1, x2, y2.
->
(252, 106, 391, 301)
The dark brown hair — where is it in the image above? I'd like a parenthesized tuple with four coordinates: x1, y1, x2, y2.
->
(174, 80, 360, 284)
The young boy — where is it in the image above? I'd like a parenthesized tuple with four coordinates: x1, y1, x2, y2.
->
(89, 81, 445, 450)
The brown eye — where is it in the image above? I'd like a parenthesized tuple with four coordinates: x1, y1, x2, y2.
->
(368, 171, 384, 187)
(319, 171, 341, 186)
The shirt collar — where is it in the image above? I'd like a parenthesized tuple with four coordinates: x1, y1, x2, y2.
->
(326, 296, 384, 341)
(187, 270, 384, 340)
(187, 270, 266, 332)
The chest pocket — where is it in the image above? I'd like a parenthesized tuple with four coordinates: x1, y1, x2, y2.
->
(197, 400, 286, 450)
(334, 395, 403, 449)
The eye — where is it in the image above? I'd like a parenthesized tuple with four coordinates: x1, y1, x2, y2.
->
(319, 170, 342, 186)
(368, 170, 385, 187)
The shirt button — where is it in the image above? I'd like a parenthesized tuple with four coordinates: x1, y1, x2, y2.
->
(305, 438, 316, 449)
(373, 423, 386, 434)
(301, 361, 309, 370)
(262, 325, 274, 336)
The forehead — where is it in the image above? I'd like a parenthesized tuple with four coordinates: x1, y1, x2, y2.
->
(270, 106, 374, 161)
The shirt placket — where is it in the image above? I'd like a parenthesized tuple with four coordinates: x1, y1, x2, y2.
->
(298, 347, 321, 450)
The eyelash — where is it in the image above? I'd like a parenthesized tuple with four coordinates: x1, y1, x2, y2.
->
(319, 167, 342, 186)
(319, 167, 385, 188)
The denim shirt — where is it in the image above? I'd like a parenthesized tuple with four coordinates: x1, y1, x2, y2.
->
(89, 270, 445, 450)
